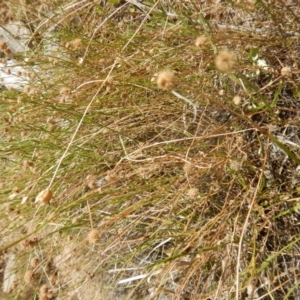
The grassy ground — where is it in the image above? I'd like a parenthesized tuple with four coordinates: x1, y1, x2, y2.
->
(1, 0, 300, 299)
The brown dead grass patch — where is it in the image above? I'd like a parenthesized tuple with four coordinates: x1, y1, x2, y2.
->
(1, 1, 300, 299)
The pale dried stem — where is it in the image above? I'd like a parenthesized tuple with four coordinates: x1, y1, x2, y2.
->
(171, 90, 197, 123)
(235, 152, 267, 299)
(48, 60, 117, 189)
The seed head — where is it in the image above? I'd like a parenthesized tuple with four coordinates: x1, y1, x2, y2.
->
(183, 161, 192, 174)
(86, 174, 96, 189)
(281, 66, 291, 77)
(22, 237, 39, 248)
(35, 189, 53, 204)
(229, 160, 242, 171)
(187, 188, 199, 199)
(215, 50, 236, 72)
(40, 284, 48, 296)
(23, 159, 34, 169)
(195, 35, 207, 47)
(106, 75, 114, 85)
(30, 257, 40, 268)
(47, 117, 56, 125)
(87, 228, 99, 244)
(60, 87, 71, 96)
(219, 89, 225, 96)
(24, 270, 36, 284)
(39, 284, 53, 300)
(157, 70, 175, 91)
(71, 38, 82, 50)
(0, 40, 8, 51)
(233, 95, 241, 105)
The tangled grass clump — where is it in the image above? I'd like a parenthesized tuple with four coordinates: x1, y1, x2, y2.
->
(1, 1, 300, 299)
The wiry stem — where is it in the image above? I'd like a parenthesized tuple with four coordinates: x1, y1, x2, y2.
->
(171, 90, 197, 122)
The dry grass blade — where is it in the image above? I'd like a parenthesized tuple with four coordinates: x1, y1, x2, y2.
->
(1, 0, 300, 299)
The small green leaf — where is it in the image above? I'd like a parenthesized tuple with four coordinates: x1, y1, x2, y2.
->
(271, 82, 283, 107)
(108, 0, 120, 5)
(249, 47, 259, 61)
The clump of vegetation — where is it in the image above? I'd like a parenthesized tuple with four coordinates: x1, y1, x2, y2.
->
(1, 1, 300, 299)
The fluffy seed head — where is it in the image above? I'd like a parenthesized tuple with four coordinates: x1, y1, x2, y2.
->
(281, 66, 291, 77)
(47, 117, 56, 125)
(195, 35, 207, 47)
(71, 38, 82, 49)
(87, 179, 96, 189)
(52, 58, 59, 65)
(106, 75, 114, 85)
(87, 228, 99, 244)
(24, 270, 36, 284)
(30, 257, 40, 268)
(39, 284, 53, 300)
(215, 50, 236, 71)
(187, 188, 199, 199)
(22, 237, 39, 248)
(219, 89, 225, 96)
(60, 87, 71, 96)
(40, 284, 48, 295)
(183, 161, 192, 174)
(229, 159, 242, 171)
(157, 70, 175, 91)
(23, 159, 34, 169)
(0, 40, 8, 51)
(233, 95, 241, 105)
(35, 189, 53, 204)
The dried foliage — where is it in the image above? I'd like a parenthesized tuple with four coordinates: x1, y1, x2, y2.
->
(1, 0, 300, 299)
